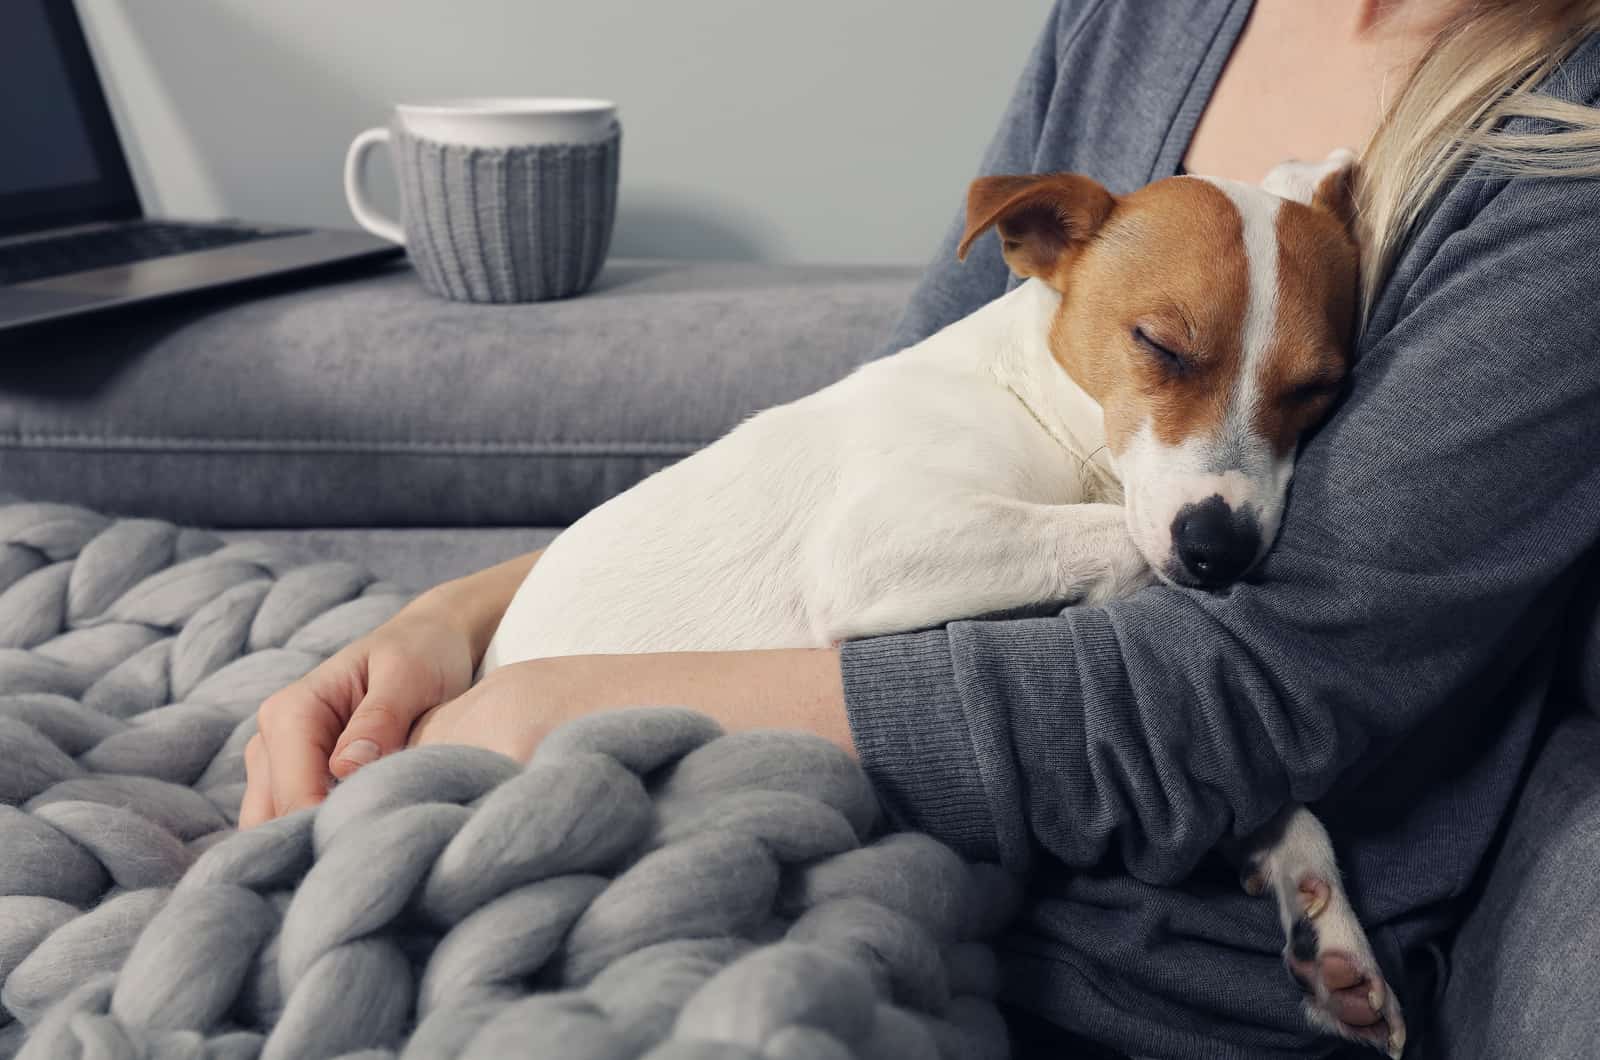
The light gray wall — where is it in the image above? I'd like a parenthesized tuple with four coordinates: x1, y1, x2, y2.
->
(76, 0, 1052, 265)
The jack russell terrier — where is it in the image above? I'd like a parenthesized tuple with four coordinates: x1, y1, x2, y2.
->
(482, 149, 1404, 1056)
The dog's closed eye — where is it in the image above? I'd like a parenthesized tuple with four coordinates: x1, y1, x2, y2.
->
(1132, 326, 1190, 373)
(1286, 378, 1342, 405)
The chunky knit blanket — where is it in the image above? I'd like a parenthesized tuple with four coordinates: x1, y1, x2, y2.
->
(0, 503, 1018, 1059)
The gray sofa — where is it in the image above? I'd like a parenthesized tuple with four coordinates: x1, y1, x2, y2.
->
(2, 260, 1596, 1058)
(1, 260, 919, 586)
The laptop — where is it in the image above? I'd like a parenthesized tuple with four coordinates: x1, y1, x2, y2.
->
(0, 0, 402, 333)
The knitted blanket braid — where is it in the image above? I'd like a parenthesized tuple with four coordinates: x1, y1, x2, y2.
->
(0, 502, 1020, 1059)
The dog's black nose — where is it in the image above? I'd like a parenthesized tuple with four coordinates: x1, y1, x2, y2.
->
(1172, 496, 1260, 589)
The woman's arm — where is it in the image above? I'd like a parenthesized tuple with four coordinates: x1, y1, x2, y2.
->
(406, 647, 851, 761)
(842, 168, 1600, 881)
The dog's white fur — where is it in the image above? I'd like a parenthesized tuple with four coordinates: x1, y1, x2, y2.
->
(482, 151, 1402, 1054)
(483, 277, 1145, 664)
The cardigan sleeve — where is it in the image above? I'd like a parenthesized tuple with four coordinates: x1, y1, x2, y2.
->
(841, 170, 1600, 880)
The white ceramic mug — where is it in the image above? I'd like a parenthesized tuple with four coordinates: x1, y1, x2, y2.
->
(343, 97, 619, 244)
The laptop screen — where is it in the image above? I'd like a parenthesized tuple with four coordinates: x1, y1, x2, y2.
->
(0, 0, 140, 238)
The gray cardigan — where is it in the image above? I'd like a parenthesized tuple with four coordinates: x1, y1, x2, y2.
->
(838, 1, 1600, 1056)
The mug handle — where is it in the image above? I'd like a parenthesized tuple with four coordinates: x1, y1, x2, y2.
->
(343, 127, 405, 244)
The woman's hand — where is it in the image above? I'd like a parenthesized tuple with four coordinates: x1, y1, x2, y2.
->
(407, 648, 854, 761)
(403, 657, 584, 759)
(239, 605, 477, 827)
(241, 549, 542, 827)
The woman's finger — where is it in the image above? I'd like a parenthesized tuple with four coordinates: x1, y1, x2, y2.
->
(259, 685, 345, 819)
(239, 734, 274, 829)
(330, 647, 450, 777)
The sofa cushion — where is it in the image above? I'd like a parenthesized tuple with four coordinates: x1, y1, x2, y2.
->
(0, 260, 918, 527)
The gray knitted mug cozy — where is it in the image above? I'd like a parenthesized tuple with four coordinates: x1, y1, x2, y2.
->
(391, 121, 620, 303)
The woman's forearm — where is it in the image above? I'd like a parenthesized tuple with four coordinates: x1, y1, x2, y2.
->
(410, 548, 543, 665)
(400, 554, 851, 760)
(565, 648, 852, 753)
(408, 646, 854, 760)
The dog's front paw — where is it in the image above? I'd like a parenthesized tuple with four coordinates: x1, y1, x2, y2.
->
(1285, 873, 1407, 1057)
(1080, 525, 1157, 606)
(1243, 856, 1407, 1057)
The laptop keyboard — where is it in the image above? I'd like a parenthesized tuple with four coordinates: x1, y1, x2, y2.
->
(0, 221, 307, 286)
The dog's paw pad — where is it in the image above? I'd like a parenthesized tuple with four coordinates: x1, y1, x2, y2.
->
(1287, 917, 1407, 1058)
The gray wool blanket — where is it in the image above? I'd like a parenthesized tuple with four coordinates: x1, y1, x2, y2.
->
(0, 502, 1019, 1059)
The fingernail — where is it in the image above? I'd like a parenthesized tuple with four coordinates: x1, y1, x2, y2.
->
(338, 739, 381, 767)
(1369, 983, 1384, 1011)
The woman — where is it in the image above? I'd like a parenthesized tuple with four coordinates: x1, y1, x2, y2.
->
(242, 1, 1600, 1056)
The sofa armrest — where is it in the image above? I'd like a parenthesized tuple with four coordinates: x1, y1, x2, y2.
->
(0, 260, 918, 528)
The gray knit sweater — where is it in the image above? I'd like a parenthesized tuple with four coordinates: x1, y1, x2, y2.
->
(838, 2, 1600, 1056)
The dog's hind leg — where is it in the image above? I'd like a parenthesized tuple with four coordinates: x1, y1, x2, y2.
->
(1236, 805, 1408, 1057)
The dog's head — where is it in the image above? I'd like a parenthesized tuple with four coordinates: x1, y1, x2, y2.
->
(958, 150, 1360, 590)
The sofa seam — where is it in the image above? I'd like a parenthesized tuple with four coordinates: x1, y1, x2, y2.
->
(0, 434, 709, 455)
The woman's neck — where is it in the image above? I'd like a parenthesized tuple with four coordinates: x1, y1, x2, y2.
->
(1181, 0, 1453, 184)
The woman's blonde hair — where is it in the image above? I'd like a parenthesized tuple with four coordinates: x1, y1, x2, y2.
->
(1358, 0, 1600, 323)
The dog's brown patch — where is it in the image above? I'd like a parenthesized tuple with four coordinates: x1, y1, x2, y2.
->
(1254, 194, 1360, 456)
(1044, 177, 1250, 455)
(957, 170, 1357, 464)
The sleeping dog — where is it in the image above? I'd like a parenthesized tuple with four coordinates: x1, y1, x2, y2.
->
(482, 150, 1404, 1056)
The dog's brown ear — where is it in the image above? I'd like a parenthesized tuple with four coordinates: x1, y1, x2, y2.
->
(1311, 161, 1360, 244)
(957, 172, 1115, 281)
(1262, 148, 1361, 244)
